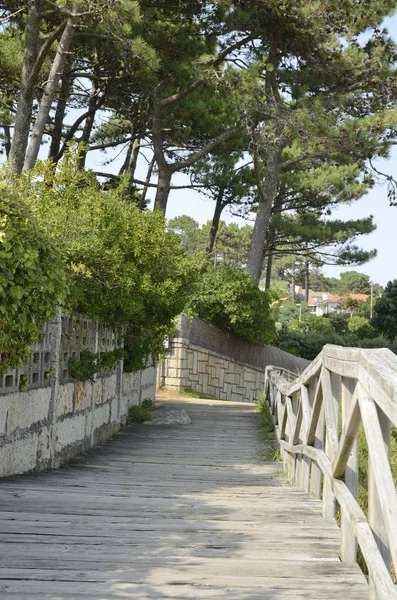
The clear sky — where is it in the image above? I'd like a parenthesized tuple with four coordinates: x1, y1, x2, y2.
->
(88, 14, 397, 287)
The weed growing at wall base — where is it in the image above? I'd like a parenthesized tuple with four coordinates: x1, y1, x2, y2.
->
(256, 391, 281, 462)
(128, 399, 155, 424)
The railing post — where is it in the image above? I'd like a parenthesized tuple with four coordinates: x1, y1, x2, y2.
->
(340, 376, 358, 563)
(310, 376, 324, 499)
(368, 404, 391, 599)
(291, 391, 300, 487)
(322, 369, 340, 519)
(300, 384, 311, 492)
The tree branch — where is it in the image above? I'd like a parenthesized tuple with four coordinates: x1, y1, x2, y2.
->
(169, 126, 242, 173)
(30, 20, 67, 87)
(55, 98, 104, 160)
(280, 151, 329, 172)
(94, 172, 208, 190)
(159, 35, 254, 109)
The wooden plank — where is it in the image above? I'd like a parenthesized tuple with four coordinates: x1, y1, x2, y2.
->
(339, 377, 358, 563)
(280, 439, 397, 600)
(332, 390, 360, 479)
(306, 375, 323, 446)
(358, 386, 395, 596)
(0, 397, 368, 600)
(310, 401, 325, 499)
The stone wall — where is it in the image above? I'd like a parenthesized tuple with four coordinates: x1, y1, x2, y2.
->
(0, 309, 156, 478)
(158, 316, 309, 403)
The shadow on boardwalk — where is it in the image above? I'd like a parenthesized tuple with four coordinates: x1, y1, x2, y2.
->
(0, 398, 367, 599)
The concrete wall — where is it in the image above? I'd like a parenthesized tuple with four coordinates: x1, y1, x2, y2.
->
(158, 316, 309, 403)
(0, 309, 156, 478)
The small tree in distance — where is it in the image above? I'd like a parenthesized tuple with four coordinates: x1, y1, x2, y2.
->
(372, 280, 397, 341)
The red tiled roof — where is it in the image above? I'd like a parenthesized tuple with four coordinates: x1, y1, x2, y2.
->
(312, 293, 369, 305)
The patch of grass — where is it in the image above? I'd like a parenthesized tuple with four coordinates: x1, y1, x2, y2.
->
(259, 445, 282, 462)
(141, 398, 155, 410)
(180, 387, 217, 400)
(128, 402, 155, 424)
(256, 391, 281, 462)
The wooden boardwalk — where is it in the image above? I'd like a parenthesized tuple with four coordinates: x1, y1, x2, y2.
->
(0, 397, 368, 599)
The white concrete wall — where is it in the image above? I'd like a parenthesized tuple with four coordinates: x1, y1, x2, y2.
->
(0, 310, 156, 478)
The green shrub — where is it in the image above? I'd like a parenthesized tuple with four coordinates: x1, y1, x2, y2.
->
(256, 391, 281, 461)
(277, 329, 396, 361)
(68, 348, 126, 382)
(372, 280, 397, 340)
(128, 401, 155, 424)
(290, 313, 335, 335)
(141, 398, 155, 410)
(14, 150, 197, 371)
(0, 185, 67, 371)
(185, 264, 276, 344)
(348, 315, 377, 339)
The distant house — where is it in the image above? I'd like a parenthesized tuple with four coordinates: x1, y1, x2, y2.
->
(310, 293, 368, 317)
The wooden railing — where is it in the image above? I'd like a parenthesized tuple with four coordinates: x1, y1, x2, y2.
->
(265, 345, 397, 600)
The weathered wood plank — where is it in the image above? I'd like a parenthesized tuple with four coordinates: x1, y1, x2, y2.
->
(0, 397, 368, 599)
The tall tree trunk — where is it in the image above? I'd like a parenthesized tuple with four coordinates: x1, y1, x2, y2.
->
(125, 137, 142, 204)
(305, 261, 310, 302)
(152, 98, 171, 213)
(123, 137, 142, 204)
(23, 16, 76, 172)
(291, 263, 296, 303)
(140, 155, 155, 209)
(246, 148, 281, 285)
(78, 70, 100, 170)
(126, 137, 140, 180)
(207, 186, 225, 252)
(3, 125, 11, 158)
(154, 167, 172, 212)
(9, 0, 42, 173)
(48, 55, 73, 162)
(119, 141, 132, 175)
(265, 248, 273, 290)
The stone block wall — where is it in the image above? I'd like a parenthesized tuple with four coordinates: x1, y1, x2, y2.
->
(158, 316, 309, 403)
(159, 341, 266, 403)
(0, 309, 156, 478)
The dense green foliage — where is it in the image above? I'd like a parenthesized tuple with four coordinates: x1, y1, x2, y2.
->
(372, 280, 397, 340)
(185, 264, 276, 344)
(9, 152, 197, 370)
(1, 0, 397, 372)
(0, 185, 67, 370)
(256, 391, 281, 461)
(277, 329, 396, 361)
(68, 348, 126, 382)
(127, 401, 155, 424)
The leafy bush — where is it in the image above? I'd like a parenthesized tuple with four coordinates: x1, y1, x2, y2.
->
(14, 151, 197, 370)
(256, 391, 281, 461)
(372, 279, 397, 340)
(348, 315, 377, 339)
(141, 398, 155, 410)
(289, 313, 335, 335)
(277, 329, 396, 361)
(68, 348, 126, 382)
(128, 403, 154, 423)
(324, 313, 349, 334)
(185, 264, 276, 344)
(0, 186, 67, 371)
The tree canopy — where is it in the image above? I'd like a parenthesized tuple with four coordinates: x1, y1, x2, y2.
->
(1, 0, 397, 365)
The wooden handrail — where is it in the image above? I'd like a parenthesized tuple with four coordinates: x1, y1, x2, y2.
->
(265, 344, 397, 600)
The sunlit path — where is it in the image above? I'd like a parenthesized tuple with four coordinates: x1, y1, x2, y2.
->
(0, 397, 367, 599)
